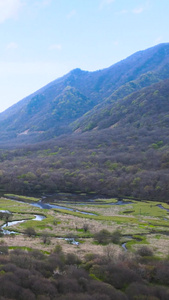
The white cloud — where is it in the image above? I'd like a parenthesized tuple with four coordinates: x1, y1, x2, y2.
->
(132, 7, 144, 14)
(34, 0, 51, 8)
(118, 9, 128, 15)
(132, 1, 150, 14)
(0, 0, 23, 23)
(99, 0, 115, 10)
(41, 0, 51, 6)
(67, 9, 76, 19)
(117, 1, 149, 15)
(49, 44, 62, 51)
(6, 42, 18, 49)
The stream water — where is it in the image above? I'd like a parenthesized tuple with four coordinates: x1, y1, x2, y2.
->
(157, 204, 169, 212)
(1, 214, 45, 235)
(122, 242, 127, 251)
(42, 194, 133, 206)
(1, 198, 97, 245)
(31, 201, 96, 215)
(2, 197, 169, 248)
(121, 204, 169, 251)
(1, 197, 132, 245)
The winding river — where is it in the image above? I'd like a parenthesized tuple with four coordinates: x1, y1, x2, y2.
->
(1, 214, 45, 235)
(31, 200, 96, 215)
(2, 197, 169, 249)
(0, 198, 97, 244)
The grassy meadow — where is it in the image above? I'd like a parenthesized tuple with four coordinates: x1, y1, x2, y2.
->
(0, 196, 169, 258)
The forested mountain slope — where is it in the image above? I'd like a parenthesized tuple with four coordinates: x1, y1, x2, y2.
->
(0, 43, 169, 200)
(0, 43, 169, 143)
(0, 79, 169, 200)
(72, 79, 169, 132)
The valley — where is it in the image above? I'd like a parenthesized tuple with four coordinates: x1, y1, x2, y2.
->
(1, 195, 169, 258)
(0, 0, 169, 295)
(0, 43, 169, 298)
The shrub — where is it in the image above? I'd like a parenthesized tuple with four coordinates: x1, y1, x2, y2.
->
(111, 229, 122, 244)
(136, 246, 153, 257)
(94, 229, 111, 244)
(24, 227, 36, 237)
(53, 243, 63, 254)
(66, 253, 81, 265)
(41, 232, 50, 244)
(83, 223, 89, 232)
(0, 240, 8, 255)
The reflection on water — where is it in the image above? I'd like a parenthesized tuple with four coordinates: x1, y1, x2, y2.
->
(2, 220, 25, 235)
(58, 237, 79, 245)
(157, 204, 169, 212)
(122, 242, 127, 251)
(30, 201, 97, 215)
(1, 214, 45, 235)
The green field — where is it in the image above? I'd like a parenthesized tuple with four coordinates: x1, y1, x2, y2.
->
(1, 196, 169, 258)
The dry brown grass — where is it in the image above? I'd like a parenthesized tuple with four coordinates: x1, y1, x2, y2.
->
(1, 198, 169, 259)
(146, 234, 169, 257)
(130, 234, 169, 258)
(1, 234, 124, 259)
(52, 211, 120, 235)
(73, 204, 123, 214)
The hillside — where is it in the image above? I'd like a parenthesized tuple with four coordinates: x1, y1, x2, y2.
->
(0, 43, 169, 200)
(0, 79, 169, 200)
(0, 43, 169, 143)
(72, 79, 169, 132)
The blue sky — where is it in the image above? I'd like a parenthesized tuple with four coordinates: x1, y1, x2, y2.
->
(0, 0, 168, 112)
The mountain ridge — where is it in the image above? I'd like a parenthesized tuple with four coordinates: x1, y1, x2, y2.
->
(0, 43, 169, 143)
(0, 43, 169, 199)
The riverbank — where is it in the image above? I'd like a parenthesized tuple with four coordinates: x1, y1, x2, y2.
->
(0, 196, 169, 258)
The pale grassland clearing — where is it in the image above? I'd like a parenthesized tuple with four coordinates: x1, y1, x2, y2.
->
(146, 234, 169, 257)
(1, 235, 123, 259)
(1, 197, 169, 258)
(131, 234, 169, 258)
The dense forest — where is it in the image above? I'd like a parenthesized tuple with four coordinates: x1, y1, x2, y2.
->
(0, 244, 169, 299)
(0, 120, 169, 201)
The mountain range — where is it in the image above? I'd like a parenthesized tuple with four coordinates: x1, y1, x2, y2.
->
(0, 42, 169, 143)
(0, 43, 169, 200)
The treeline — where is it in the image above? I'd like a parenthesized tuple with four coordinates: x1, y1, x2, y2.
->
(0, 124, 169, 201)
(0, 243, 169, 299)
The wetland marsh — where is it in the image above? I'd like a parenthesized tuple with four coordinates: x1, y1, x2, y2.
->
(0, 195, 169, 258)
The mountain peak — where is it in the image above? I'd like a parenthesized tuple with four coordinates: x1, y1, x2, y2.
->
(0, 43, 169, 144)
(70, 68, 83, 74)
